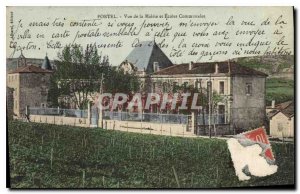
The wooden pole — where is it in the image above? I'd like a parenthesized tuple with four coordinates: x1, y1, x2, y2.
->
(172, 166, 180, 188)
(99, 73, 104, 128)
(208, 76, 212, 138)
(199, 79, 206, 135)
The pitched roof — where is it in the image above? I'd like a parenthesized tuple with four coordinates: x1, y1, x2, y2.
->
(268, 101, 294, 119)
(6, 57, 50, 72)
(124, 41, 173, 73)
(41, 55, 52, 70)
(153, 61, 268, 77)
(8, 65, 52, 74)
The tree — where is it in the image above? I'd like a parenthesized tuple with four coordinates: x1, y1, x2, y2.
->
(171, 82, 225, 136)
(103, 67, 140, 94)
(49, 44, 140, 109)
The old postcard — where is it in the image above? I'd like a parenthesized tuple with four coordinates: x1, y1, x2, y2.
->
(6, 6, 294, 189)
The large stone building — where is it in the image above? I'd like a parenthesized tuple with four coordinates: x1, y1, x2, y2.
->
(150, 61, 268, 133)
(7, 55, 53, 118)
(120, 41, 268, 133)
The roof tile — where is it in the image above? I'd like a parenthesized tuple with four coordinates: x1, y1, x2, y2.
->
(8, 65, 52, 74)
(153, 61, 268, 77)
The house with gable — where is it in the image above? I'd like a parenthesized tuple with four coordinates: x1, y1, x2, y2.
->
(119, 40, 174, 75)
(268, 101, 294, 138)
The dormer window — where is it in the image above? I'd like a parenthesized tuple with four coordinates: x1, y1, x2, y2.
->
(153, 62, 159, 72)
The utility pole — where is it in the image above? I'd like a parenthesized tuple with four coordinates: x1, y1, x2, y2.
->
(100, 73, 104, 94)
(99, 73, 104, 128)
(198, 79, 206, 135)
(208, 75, 212, 138)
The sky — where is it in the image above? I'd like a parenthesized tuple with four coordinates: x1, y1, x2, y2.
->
(6, 6, 294, 66)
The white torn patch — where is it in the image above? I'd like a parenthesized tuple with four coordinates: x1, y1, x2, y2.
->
(227, 138, 278, 181)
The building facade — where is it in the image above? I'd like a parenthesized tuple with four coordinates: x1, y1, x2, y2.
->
(7, 57, 53, 118)
(268, 101, 294, 138)
(149, 61, 267, 133)
(120, 41, 268, 133)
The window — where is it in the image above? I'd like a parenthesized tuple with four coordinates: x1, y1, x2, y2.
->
(246, 83, 252, 95)
(207, 81, 212, 93)
(153, 62, 159, 72)
(163, 82, 168, 92)
(219, 81, 224, 94)
(195, 80, 201, 89)
(183, 81, 189, 88)
(218, 105, 226, 124)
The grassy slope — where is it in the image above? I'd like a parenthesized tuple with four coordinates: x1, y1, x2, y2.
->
(266, 78, 294, 106)
(8, 121, 294, 188)
(236, 56, 294, 73)
(237, 56, 294, 105)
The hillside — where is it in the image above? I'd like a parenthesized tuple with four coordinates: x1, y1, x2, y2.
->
(235, 55, 294, 79)
(234, 55, 294, 105)
(266, 78, 294, 106)
(8, 120, 294, 188)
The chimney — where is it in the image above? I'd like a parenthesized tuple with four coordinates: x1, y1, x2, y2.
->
(189, 61, 193, 70)
(271, 100, 275, 108)
(214, 63, 219, 74)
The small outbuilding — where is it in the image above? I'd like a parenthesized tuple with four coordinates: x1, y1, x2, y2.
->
(268, 101, 294, 138)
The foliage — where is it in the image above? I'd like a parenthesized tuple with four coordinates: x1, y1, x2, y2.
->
(237, 58, 273, 71)
(103, 68, 140, 94)
(50, 44, 140, 109)
(8, 120, 294, 188)
(173, 83, 224, 114)
(237, 56, 294, 73)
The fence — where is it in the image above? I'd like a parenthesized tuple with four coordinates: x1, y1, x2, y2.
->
(28, 107, 194, 136)
(29, 107, 88, 118)
(197, 114, 228, 125)
(103, 111, 190, 124)
(28, 108, 189, 124)
(27, 106, 267, 137)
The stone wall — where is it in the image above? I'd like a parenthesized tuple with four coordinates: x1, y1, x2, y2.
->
(231, 76, 266, 130)
(6, 87, 14, 119)
(20, 73, 51, 110)
(28, 114, 195, 137)
(103, 119, 193, 137)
